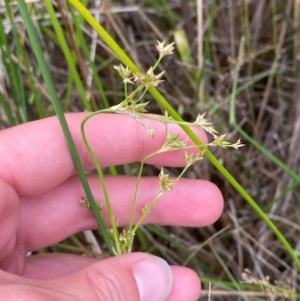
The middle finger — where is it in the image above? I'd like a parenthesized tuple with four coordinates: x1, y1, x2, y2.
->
(20, 175, 223, 251)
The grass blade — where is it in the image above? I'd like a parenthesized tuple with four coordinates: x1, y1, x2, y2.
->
(17, 0, 113, 255)
(44, 0, 92, 112)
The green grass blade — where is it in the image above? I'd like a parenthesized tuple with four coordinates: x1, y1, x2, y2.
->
(0, 93, 16, 125)
(0, 12, 23, 123)
(69, 4, 109, 108)
(7, 4, 44, 119)
(17, 0, 113, 255)
(44, 0, 92, 112)
(211, 247, 249, 301)
(211, 69, 275, 116)
(4, 0, 28, 122)
(271, 0, 283, 127)
(194, 0, 217, 103)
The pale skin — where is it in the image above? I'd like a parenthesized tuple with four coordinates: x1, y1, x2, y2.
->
(0, 113, 223, 300)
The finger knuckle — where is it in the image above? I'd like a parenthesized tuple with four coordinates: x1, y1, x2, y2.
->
(86, 268, 126, 301)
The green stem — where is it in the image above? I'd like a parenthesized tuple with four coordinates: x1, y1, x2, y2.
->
(81, 111, 121, 254)
(152, 55, 163, 71)
(136, 88, 149, 103)
(128, 149, 162, 232)
(129, 161, 145, 231)
(132, 194, 162, 233)
(132, 156, 193, 234)
(124, 82, 128, 101)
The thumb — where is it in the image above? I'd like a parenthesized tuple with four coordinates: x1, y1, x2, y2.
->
(50, 253, 173, 301)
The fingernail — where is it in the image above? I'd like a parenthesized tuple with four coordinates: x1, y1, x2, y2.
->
(133, 257, 173, 301)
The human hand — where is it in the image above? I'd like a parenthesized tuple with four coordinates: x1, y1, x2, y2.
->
(0, 113, 223, 300)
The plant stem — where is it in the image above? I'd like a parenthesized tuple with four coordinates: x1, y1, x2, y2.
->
(81, 111, 121, 254)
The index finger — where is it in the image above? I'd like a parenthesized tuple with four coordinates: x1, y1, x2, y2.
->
(0, 113, 207, 196)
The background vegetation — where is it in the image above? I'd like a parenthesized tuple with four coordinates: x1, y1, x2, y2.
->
(1, 0, 300, 299)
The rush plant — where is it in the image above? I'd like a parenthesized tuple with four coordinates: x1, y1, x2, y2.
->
(80, 41, 243, 255)
(17, 0, 300, 270)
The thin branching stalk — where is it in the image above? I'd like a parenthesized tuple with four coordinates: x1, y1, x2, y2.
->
(68, 0, 300, 269)
(80, 111, 121, 254)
